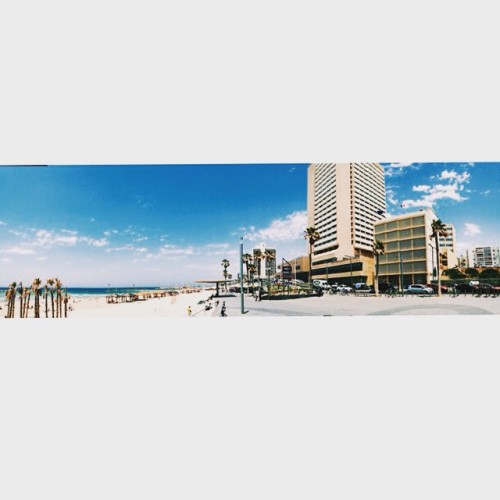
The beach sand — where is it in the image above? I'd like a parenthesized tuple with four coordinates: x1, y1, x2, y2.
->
(68, 289, 219, 318)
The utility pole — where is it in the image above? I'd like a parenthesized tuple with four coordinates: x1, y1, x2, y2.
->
(240, 237, 244, 314)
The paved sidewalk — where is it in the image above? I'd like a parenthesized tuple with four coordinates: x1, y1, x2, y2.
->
(218, 293, 500, 317)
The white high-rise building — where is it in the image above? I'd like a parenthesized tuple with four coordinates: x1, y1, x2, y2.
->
(439, 223, 456, 252)
(473, 246, 500, 268)
(252, 243, 276, 279)
(307, 163, 386, 283)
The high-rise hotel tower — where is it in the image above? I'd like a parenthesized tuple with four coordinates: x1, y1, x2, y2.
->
(307, 163, 386, 284)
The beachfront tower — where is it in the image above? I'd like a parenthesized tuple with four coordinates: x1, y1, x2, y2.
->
(306, 163, 386, 284)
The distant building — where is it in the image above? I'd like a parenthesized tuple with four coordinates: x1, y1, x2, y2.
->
(306, 162, 386, 284)
(440, 247, 458, 270)
(374, 208, 438, 287)
(252, 243, 276, 279)
(439, 223, 456, 252)
(283, 256, 309, 282)
(473, 246, 500, 268)
(457, 254, 468, 268)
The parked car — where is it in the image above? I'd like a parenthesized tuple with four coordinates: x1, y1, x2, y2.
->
(403, 284, 434, 295)
(474, 283, 496, 293)
(337, 284, 353, 293)
(354, 283, 373, 292)
(426, 283, 448, 294)
(312, 280, 332, 291)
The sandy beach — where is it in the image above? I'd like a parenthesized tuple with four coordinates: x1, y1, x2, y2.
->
(67, 289, 220, 318)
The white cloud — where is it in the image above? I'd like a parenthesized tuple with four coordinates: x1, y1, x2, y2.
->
(385, 187, 399, 206)
(1, 257, 12, 262)
(412, 185, 431, 192)
(79, 237, 109, 247)
(34, 230, 78, 247)
(384, 162, 414, 168)
(204, 243, 232, 255)
(464, 223, 481, 236)
(401, 168, 471, 209)
(383, 163, 418, 178)
(159, 244, 194, 256)
(0, 221, 6, 226)
(3, 246, 36, 255)
(106, 244, 137, 253)
(439, 170, 470, 183)
(244, 211, 307, 243)
(35, 256, 48, 261)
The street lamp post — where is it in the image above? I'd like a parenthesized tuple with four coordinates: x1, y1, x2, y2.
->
(240, 237, 245, 314)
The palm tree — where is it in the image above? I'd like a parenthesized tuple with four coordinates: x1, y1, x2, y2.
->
(32, 278, 42, 318)
(263, 248, 276, 295)
(430, 219, 448, 297)
(304, 227, 321, 285)
(372, 239, 386, 296)
(247, 263, 256, 288)
(242, 253, 253, 289)
(23, 286, 31, 318)
(253, 249, 263, 278)
(221, 259, 230, 291)
(263, 249, 275, 280)
(55, 278, 63, 318)
(5, 288, 11, 318)
(18, 282, 24, 318)
(46, 278, 55, 318)
(64, 290, 69, 318)
(44, 283, 49, 318)
(6, 282, 17, 318)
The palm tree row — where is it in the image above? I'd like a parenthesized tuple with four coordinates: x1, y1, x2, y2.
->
(3, 278, 70, 318)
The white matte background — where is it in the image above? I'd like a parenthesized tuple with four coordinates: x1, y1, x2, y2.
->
(1, 1, 499, 499)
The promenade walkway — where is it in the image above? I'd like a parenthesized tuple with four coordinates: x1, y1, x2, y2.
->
(218, 293, 500, 317)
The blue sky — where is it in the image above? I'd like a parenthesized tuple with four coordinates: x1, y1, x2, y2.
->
(0, 163, 498, 286)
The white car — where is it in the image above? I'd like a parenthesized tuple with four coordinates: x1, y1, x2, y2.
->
(404, 284, 434, 295)
(313, 280, 332, 291)
(337, 285, 353, 293)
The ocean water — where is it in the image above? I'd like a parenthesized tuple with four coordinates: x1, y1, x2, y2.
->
(0, 286, 183, 301)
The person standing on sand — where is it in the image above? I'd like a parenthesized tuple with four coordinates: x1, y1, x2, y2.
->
(220, 302, 227, 317)
(187, 305, 192, 316)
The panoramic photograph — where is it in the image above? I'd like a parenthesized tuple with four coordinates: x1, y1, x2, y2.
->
(0, 162, 499, 318)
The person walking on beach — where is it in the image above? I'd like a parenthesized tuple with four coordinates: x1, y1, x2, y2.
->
(220, 302, 227, 317)
(187, 305, 192, 316)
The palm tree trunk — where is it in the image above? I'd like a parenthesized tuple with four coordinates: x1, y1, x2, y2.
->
(45, 291, 48, 318)
(435, 235, 442, 297)
(374, 254, 380, 296)
(10, 290, 16, 318)
(19, 291, 23, 318)
(25, 292, 31, 318)
(308, 244, 312, 284)
(50, 290, 54, 318)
